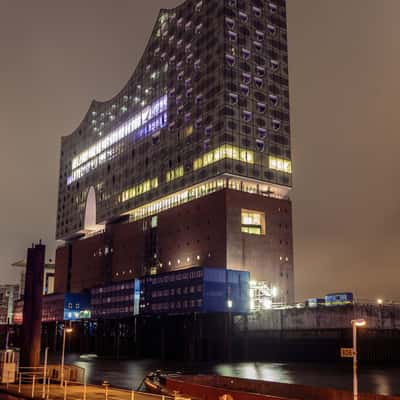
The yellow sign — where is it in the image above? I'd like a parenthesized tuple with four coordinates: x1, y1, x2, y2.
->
(341, 348, 354, 358)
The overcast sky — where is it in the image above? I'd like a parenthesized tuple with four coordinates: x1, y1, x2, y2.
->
(0, 0, 399, 302)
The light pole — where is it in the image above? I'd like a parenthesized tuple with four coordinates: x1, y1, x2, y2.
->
(60, 326, 73, 386)
(351, 319, 366, 400)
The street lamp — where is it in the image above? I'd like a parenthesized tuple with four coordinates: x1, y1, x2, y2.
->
(60, 326, 73, 386)
(351, 319, 366, 400)
(377, 298, 383, 305)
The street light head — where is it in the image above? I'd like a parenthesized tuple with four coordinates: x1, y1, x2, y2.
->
(377, 298, 383, 305)
(351, 319, 366, 327)
(65, 328, 73, 333)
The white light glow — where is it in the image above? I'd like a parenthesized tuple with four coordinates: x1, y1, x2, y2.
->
(68, 95, 167, 185)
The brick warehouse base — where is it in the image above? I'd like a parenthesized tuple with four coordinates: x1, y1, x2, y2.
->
(55, 189, 294, 305)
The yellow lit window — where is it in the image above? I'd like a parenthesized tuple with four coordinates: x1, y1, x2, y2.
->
(269, 156, 292, 174)
(241, 209, 266, 235)
(166, 166, 184, 183)
(121, 177, 159, 202)
(193, 145, 254, 171)
(184, 125, 193, 137)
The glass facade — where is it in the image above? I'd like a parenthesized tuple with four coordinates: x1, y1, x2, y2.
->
(57, 0, 291, 240)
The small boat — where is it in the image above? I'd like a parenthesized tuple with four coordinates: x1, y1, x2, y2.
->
(143, 371, 173, 395)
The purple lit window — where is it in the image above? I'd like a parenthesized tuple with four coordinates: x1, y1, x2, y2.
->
(243, 110, 252, 122)
(257, 103, 266, 113)
(272, 119, 281, 131)
(240, 84, 250, 96)
(254, 77, 263, 88)
(225, 54, 235, 66)
(269, 94, 279, 106)
(258, 128, 267, 138)
(256, 139, 265, 152)
(242, 48, 251, 60)
(239, 11, 248, 22)
(242, 73, 251, 84)
(267, 24, 276, 36)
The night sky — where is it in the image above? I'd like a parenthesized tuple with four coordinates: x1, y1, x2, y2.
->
(1, 1, 398, 302)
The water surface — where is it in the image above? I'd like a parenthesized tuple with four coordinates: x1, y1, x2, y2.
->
(54, 354, 400, 396)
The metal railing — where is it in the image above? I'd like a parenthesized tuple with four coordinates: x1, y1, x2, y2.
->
(4, 368, 190, 400)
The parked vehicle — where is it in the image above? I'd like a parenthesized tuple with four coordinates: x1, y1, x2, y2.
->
(306, 298, 325, 308)
(325, 292, 353, 306)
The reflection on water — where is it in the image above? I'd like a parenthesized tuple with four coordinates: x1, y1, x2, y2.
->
(53, 354, 400, 396)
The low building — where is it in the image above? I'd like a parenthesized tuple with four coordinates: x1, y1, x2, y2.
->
(13, 293, 91, 324)
(140, 266, 250, 315)
(12, 260, 55, 297)
(0, 285, 19, 325)
(90, 280, 140, 319)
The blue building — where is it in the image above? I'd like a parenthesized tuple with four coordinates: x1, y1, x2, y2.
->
(90, 279, 140, 319)
(140, 267, 250, 315)
(40, 292, 91, 322)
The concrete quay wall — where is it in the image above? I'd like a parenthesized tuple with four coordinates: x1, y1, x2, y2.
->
(235, 305, 400, 331)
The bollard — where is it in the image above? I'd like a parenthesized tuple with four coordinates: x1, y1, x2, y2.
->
(102, 381, 110, 400)
(64, 380, 68, 400)
(18, 373, 22, 393)
(32, 375, 36, 398)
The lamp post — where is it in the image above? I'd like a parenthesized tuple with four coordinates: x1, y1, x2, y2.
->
(60, 326, 73, 386)
(351, 319, 366, 400)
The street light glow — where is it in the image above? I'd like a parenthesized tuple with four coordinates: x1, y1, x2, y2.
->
(377, 298, 383, 305)
(65, 328, 73, 333)
(351, 319, 366, 327)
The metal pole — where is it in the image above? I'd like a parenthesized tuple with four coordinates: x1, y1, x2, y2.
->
(131, 389, 135, 400)
(353, 323, 358, 400)
(32, 374, 36, 398)
(61, 327, 66, 386)
(64, 380, 68, 400)
(46, 376, 50, 399)
(83, 369, 87, 400)
(18, 373, 22, 393)
(43, 346, 49, 398)
(105, 385, 109, 400)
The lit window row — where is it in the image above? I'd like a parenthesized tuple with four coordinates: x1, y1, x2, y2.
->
(269, 156, 292, 174)
(68, 96, 168, 185)
(166, 166, 184, 183)
(241, 209, 266, 235)
(149, 299, 202, 312)
(193, 145, 254, 171)
(121, 178, 159, 202)
(124, 176, 287, 225)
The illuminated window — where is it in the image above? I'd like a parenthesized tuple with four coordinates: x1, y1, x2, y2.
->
(241, 209, 266, 235)
(193, 145, 254, 171)
(68, 95, 168, 184)
(166, 166, 184, 183)
(184, 125, 193, 137)
(269, 156, 292, 174)
(121, 178, 158, 202)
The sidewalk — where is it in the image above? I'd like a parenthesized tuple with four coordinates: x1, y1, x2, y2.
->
(0, 381, 173, 400)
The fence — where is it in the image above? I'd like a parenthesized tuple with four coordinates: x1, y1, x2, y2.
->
(2, 367, 190, 400)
